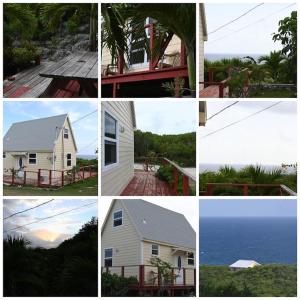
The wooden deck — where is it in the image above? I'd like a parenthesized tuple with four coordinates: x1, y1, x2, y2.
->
(121, 171, 174, 196)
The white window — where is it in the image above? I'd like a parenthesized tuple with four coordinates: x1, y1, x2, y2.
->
(28, 153, 37, 165)
(64, 128, 69, 139)
(113, 210, 123, 227)
(67, 153, 72, 167)
(188, 252, 194, 266)
(3, 152, 6, 159)
(104, 248, 113, 267)
(104, 112, 118, 167)
(151, 244, 159, 256)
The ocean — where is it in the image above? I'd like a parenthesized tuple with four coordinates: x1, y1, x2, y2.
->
(77, 154, 98, 160)
(205, 53, 264, 62)
(200, 217, 297, 265)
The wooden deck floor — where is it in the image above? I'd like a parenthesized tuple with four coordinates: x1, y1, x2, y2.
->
(121, 171, 174, 196)
(199, 85, 220, 98)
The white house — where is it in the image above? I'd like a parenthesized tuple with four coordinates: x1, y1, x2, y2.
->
(230, 260, 261, 271)
(101, 199, 196, 286)
(101, 102, 136, 196)
(199, 3, 208, 90)
(3, 114, 77, 180)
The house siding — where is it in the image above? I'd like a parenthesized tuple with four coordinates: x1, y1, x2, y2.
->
(53, 117, 77, 171)
(101, 200, 141, 279)
(101, 101, 134, 196)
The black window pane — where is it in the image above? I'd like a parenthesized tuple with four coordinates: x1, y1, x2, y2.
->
(114, 218, 122, 227)
(105, 141, 117, 165)
(105, 113, 116, 139)
(105, 249, 113, 257)
(114, 211, 122, 219)
(104, 259, 112, 267)
(67, 154, 71, 159)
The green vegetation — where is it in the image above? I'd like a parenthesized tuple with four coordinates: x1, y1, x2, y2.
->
(77, 158, 98, 167)
(134, 130, 196, 167)
(200, 165, 297, 196)
(4, 218, 98, 297)
(199, 264, 297, 297)
(248, 88, 296, 98)
(4, 176, 98, 196)
(4, 3, 98, 76)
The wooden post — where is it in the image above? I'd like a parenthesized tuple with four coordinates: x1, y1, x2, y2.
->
(149, 23, 155, 70)
(139, 265, 144, 288)
(183, 175, 189, 196)
(61, 170, 64, 187)
(219, 82, 224, 98)
(112, 82, 117, 98)
(180, 40, 187, 66)
(208, 69, 214, 84)
(11, 171, 14, 186)
(82, 166, 85, 179)
(38, 169, 41, 186)
(23, 171, 26, 185)
(243, 185, 248, 196)
(49, 170, 52, 186)
(121, 266, 124, 277)
(183, 268, 186, 286)
(173, 168, 179, 195)
(206, 184, 214, 196)
(117, 52, 125, 75)
(89, 165, 92, 177)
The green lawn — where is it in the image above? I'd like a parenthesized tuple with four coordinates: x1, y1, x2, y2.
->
(248, 88, 296, 98)
(4, 176, 98, 196)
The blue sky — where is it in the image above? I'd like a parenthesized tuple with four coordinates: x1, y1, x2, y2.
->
(134, 101, 197, 134)
(200, 199, 297, 218)
(3, 101, 98, 155)
(205, 3, 297, 55)
(3, 199, 98, 248)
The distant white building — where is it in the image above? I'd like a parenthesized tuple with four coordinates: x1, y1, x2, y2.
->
(230, 260, 261, 271)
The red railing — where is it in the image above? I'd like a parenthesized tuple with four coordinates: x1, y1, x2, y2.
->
(3, 165, 97, 188)
(201, 183, 297, 196)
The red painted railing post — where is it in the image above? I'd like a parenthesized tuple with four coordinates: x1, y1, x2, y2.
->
(112, 82, 117, 98)
(38, 169, 41, 186)
(243, 185, 248, 196)
(173, 168, 179, 195)
(208, 69, 214, 84)
(180, 40, 187, 66)
(49, 170, 52, 186)
(23, 171, 26, 185)
(149, 23, 155, 70)
(61, 171, 64, 187)
(89, 165, 92, 177)
(183, 268, 186, 286)
(183, 175, 189, 196)
(219, 82, 224, 98)
(11, 171, 14, 186)
(139, 265, 144, 288)
(206, 184, 214, 196)
(121, 266, 124, 277)
(82, 166, 85, 179)
(117, 51, 125, 75)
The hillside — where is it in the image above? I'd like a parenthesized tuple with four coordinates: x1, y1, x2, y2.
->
(199, 265, 297, 297)
(4, 217, 98, 297)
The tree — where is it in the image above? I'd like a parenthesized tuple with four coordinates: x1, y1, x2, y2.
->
(273, 11, 297, 83)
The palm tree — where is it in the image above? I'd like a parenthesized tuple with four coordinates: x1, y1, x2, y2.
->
(258, 51, 286, 82)
(40, 4, 98, 51)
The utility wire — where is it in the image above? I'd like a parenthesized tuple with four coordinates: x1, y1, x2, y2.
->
(200, 102, 282, 139)
(4, 199, 55, 220)
(5, 201, 97, 233)
(72, 109, 98, 125)
(209, 3, 296, 44)
(208, 3, 264, 34)
(77, 138, 98, 153)
(207, 101, 239, 121)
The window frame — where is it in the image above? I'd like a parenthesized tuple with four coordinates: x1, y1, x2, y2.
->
(28, 153, 37, 165)
(66, 153, 72, 167)
(3, 152, 6, 159)
(112, 210, 123, 228)
(64, 128, 69, 139)
(151, 244, 159, 256)
(187, 252, 195, 266)
(104, 248, 113, 267)
(103, 109, 119, 171)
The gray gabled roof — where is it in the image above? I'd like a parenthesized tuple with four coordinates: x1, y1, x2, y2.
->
(122, 199, 195, 250)
(3, 114, 74, 152)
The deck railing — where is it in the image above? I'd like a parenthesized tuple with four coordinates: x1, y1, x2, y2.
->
(101, 264, 196, 288)
(3, 164, 97, 188)
(201, 183, 297, 196)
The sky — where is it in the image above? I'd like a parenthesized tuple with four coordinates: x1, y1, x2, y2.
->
(134, 101, 197, 134)
(205, 3, 297, 55)
(199, 101, 297, 166)
(100, 198, 197, 232)
(3, 199, 98, 248)
(3, 101, 98, 155)
(200, 199, 297, 218)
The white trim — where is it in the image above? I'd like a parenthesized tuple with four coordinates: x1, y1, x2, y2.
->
(104, 247, 114, 267)
(140, 241, 144, 265)
(112, 209, 123, 228)
(28, 153, 37, 165)
(102, 109, 119, 171)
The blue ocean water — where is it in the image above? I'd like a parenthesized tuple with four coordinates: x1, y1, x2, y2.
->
(205, 53, 264, 62)
(200, 217, 297, 265)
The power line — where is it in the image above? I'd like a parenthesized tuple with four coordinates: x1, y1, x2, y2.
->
(208, 3, 264, 34)
(4, 199, 55, 220)
(208, 3, 296, 44)
(207, 101, 239, 121)
(200, 102, 282, 139)
(5, 201, 97, 233)
(77, 138, 98, 153)
(72, 109, 98, 125)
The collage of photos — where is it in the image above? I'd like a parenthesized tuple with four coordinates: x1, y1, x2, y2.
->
(0, 1, 298, 299)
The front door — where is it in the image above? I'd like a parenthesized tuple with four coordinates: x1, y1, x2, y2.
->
(174, 255, 184, 284)
(15, 156, 24, 177)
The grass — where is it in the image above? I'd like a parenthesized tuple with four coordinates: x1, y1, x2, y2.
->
(248, 88, 296, 98)
(199, 264, 297, 297)
(3, 176, 98, 196)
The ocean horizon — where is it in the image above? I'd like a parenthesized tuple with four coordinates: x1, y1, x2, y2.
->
(200, 217, 297, 266)
(205, 53, 265, 62)
(77, 154, 98, 160)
